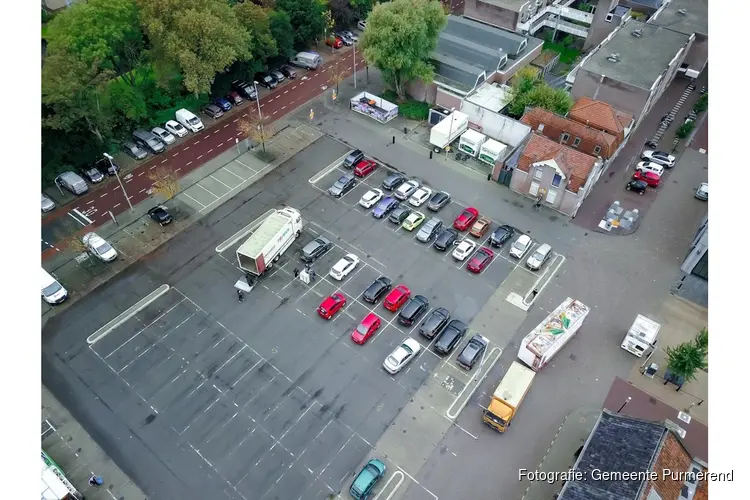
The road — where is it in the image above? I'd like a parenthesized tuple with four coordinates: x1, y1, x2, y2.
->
(41, 46, 366, 261)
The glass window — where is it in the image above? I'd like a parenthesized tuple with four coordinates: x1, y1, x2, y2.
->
(534, 167, 543, 179)
(593, 145, 602, 155)
(560, 133, 570, 142)
(552, 174, 562, 187)
(572, 137, 581, 147)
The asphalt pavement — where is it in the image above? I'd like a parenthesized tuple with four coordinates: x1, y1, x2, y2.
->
(41, 45, 367, 261)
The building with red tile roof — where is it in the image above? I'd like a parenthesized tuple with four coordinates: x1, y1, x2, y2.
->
(568, 96, 635, 144)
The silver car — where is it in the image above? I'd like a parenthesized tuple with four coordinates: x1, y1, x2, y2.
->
(42, 193, 56, 213)
(82, 232, 118, 262)
(152, 126, 176, 145)
(416, 217, 443, 243)
(695, 182, 708, 201)
(383, 338, 421, 374)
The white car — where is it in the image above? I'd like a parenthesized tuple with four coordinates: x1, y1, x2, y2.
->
(508, 234, 532, 259)
(394, 180, 420, 201)
(164, 120, 189, 138)
(635, 161, 664, 177)
(152, 126, 176, 145)
(408, 187, 432, 207)
(359, 189, 384, 209)
(42, 193, 56, 213)
(383, 338, 421, 374)
(330, 254, 360, 281)
(82, 232, 118, 262)
(695, 182, 708, 201)
(452, 239, 477, 261)
(641, 150, 675, 168)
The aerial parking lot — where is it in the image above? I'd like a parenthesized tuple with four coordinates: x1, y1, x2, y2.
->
(43, 136, 566, 500)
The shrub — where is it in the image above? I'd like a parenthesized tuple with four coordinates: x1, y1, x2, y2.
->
(676, 121, 695, 139)
(561, 35, 575, 47)
(693, 94, 708, 114)
(381, 90, 429, 121)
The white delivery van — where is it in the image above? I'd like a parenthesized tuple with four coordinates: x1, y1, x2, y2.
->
(621, 315, 660, 357)
(175, 108, 204, 133)
(42, 268, 68, 305)
(290, 52, 322, 70)
(478, 139, 507, 165)
(458, 129, 487, 157)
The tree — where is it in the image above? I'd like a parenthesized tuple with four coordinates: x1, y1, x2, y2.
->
(137, 0, 252, 96)
(676, 121, 696, 139)
(239, 114, 275, 155)
(148, 167, 181, 210)
(693, 94, 708, 114)
(330, 0, 357, 28)
(45, 0, 145, 87)
(665, 341, 708, 384)
(276, 0, 326, 50)
(268, 10, 296, 61)
(695, 328, 708, 356)
(507, 66, 573, 117)
(234, 2, 278, 63)
(330, 59, 350, 95)
(360, 0, 447, 99)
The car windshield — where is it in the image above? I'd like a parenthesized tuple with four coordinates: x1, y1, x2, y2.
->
(512, 240, 526, 251)
(188, 117, 200, 125)
(462, 211, 473, 218)
(356, 324, 369, 334)
(42, 282, 62, 296)
(532, 251, 544, 261)
(95, 241, 113, 255)
(386, 355, 399, 366)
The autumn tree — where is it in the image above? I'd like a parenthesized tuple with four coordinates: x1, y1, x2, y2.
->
(148, 167, 181, 211)
(239, 115, 275, 155)
(137, 0, 252, 96)
(360, 0, 447, 99)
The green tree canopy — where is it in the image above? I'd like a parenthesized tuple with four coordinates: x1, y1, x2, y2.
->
(276, 0, 326, 50)
(268, 10, 296, 61)
(234, 2, 278, 63)
(136, 0, 252, 96)
(330, 0, 357, 28)
(507, 67, 573, 117)
(360, 0, 446, 99)
(45, 0, 145, 86)
(666, 341, 708, 384)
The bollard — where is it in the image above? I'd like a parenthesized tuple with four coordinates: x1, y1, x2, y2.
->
(429, 151, 433, 159)
(404, 127, 408, 135)
(392, 136, 395, 144)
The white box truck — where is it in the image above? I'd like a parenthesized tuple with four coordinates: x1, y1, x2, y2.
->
(429, 111, 469, 151)
(236, 207, 303, 276)
(621, 315, 660, 357)
(458, 129, 487, 157)
(517, 298, 590, 371)
(478, 139, 507, 165)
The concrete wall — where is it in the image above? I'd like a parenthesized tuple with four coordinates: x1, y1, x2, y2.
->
(508, 163, 581, 216)
(464, 0, 520, 32)
(436, 88, 463, 111)
(460, 101, 531, 146)
(571, 70, 651, 123)
(408, 80, 439, 104)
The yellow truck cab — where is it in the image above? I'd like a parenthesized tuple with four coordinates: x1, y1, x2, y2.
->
(483, 361, 535, 432)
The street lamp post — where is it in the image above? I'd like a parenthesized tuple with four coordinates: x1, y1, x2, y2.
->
(253, 81, 266, 154)
(353, 42, 357, 89)
(445, 107, 456, 157)
(103, 152, 133, 211)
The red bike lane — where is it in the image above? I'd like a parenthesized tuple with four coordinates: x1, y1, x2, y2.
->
(42, 49, 366, 261)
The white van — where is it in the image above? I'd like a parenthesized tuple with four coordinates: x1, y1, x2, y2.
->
(42, 268, 68, 305)
(175, 108, 204, 133)
(290, 52, 322, 70)
(56, 172, 89, 195)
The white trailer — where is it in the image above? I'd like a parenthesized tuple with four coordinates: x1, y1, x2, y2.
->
(517, 298, 590, 371)
(621, 315, 661, 357)
(478, 138, 507, 165)
(236, 207, 303, 276)
(429, 111, 469, 151)
(459, 129, 487, 157)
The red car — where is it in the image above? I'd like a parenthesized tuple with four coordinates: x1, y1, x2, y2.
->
(633, 170, 660, 187)
(317, 293, 347, 319)
(467, 247, 494, 273)
(326, 36, 343, 49)
(384, 285, 411, 312)
(453, 207, 479, 231)
(353, 159, 378, 177)
(351, 313, 382, 345)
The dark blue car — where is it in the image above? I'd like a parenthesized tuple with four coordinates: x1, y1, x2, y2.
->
(213, 97, 232, 111)
(372, 197, 399, 219)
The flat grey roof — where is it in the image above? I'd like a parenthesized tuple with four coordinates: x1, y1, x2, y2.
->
(581, 20, 690, 90)
(446, 15, 529, 56)
(432, 52, 483, 93)
(650, 0, 707, 36)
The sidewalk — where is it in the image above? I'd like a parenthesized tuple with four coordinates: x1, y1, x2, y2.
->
(42, 124, 322, 324)
(43, 385, 147, 500)
(520, 408, 601, 500)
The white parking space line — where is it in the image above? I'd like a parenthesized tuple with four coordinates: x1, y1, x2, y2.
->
(194, 183, 219, 199)
(306, 222, 387, 273)
(209, 174, 233, 190)
(87, 284, 171, 345)
(234, 159, 256, 172)
(221, 167, 245, 181)
(373, 470, 405, 500)
(182, 192, 206, 208)
(445, 345, 502, 420)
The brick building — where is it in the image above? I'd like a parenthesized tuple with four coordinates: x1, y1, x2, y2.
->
(520, 107, 618, 159)
(568, 96, 635, 145)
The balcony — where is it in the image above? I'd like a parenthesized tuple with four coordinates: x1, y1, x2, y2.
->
(518, 2, 594, 35)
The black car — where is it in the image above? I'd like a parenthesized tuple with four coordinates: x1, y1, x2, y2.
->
(202, 104, 224, 119)
(93, 157, 120, 176)
(78, 165, 104, 184)
(343, 149, 365, 169)
(427, 191, 451, 211)
(231, 80, 257, 100)
(148, 205, 173, 226)
(433, 228, 459, 251)
(419, 307, 450, 339)
(398, 295, 429, 326)
(382, 172, 407, 191)
(626, 179, 648, 195)
(434, 319, 467, 355)
(254, 72, 278, 89)
(457, 334, 488, 370)
(301, 237, 332, 263)
(279, 65, 297, 79)
(329, 174, 357, 197)
(363, 276, 393, 303)
(489, 225, 514, 248)
(389, 206, 411, 224)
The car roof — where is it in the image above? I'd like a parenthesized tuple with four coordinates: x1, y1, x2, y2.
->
(362, 313, 379, 325)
